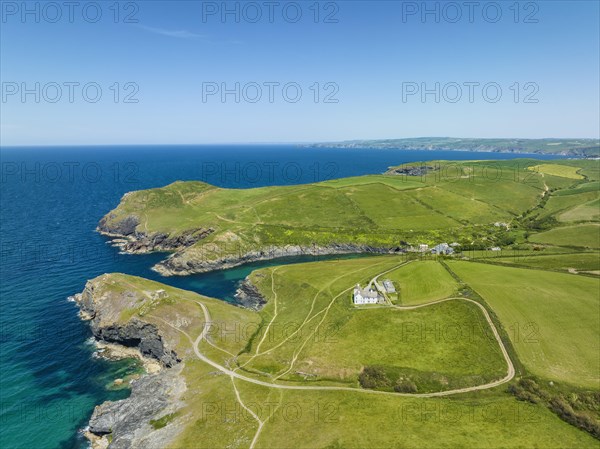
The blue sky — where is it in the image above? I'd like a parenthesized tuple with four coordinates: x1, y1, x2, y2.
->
(1, 0, 599, 145)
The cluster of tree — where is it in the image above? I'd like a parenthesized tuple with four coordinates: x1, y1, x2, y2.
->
(508, 378, 600, 439)
(493, 232, 516, 246)
(549, 397, 600, 438)
(358, 366, 418, 393)
(519, 214, 558, 231)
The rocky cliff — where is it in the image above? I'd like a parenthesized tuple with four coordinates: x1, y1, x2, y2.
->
(234, 277, 267, 311)
(76, 278, 180, 366)
(97, 213, 213, 254)
(74, 276, 186, 448)
(153, 243, 402, 276)
(86, 365, 186, 449)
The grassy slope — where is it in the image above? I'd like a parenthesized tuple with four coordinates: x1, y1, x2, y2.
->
(385, 260, 459, 305)
(310, 300, 506, 388)
(95, 274, 597, 449)
(516, 159, 600, 249)
(541, 191, 599, 220)
(559, 197, 599, 222)
(486, 252, 600, 272)
(101, 159, 598, 265)
(92, 158, 600, 447)
(529, 224, 600, 249)
(446, 261, 600, 388)
(237, 257, 505, 391)
(529, 164, 585, 179)
(253, 388, 597, 449)
(172, 360, 598, 449)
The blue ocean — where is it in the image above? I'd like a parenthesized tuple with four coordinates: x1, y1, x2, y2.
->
(0, 145, 565, 449)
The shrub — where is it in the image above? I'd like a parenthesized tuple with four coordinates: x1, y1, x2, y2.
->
(359, 366, 391, 389)
(508, 378, 600, 439)
(394, 379, 418, 393)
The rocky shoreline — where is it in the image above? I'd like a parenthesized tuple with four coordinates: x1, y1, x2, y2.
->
(97, 213, 213, 254)
(73, 278, 186, 449)
(85, 213, 404, 447)
(234, 277, 268, 311)
(98, 210, 406, 277)
(84, 365, 186, 449)
(152, 243, 402, 276)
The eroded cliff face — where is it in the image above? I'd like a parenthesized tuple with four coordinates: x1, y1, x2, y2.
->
(234, 277, 267, 311)
(76, 279, 180, 367)
(97, 208, 404, 277)
(86, 365, 186, 449)
(97, 213, 140, 237)
(93, 320, 180, 367)
(154, 243, 401, 276)
(74, 277, 185, 449)
(97, 213, 213, 254)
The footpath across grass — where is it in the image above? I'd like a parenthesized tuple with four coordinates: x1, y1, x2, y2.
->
(447, 260, 600, 388)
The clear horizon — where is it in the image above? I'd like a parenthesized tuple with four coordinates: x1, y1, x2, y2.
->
(2, 136, 600, 149)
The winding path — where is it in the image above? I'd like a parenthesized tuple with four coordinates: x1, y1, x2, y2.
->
(180, 291, 515, 399)
(158, 269, 516, 449)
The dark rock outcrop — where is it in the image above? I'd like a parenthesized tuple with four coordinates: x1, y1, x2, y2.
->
(88, 365, 186, 449)
(153, 243, 404, 276)
(75, 279, 180, 367)
(98, 213, 140, 236)
(117, 227, 214, 254)
(98, 212, 214, 254)
(94, 320, 180, 367)
(234, 278, 267, 311)
(74, 277, 186, 448)
(386, 165, 437, 176)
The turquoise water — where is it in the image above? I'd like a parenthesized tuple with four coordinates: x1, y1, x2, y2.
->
(0, 145, 564, 448)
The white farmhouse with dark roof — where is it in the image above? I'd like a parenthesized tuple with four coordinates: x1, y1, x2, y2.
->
(353, 284, 379, 305)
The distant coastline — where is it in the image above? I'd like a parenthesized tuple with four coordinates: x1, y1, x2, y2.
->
(303, 137, 600, 158)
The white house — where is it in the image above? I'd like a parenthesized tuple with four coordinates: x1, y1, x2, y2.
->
(353, 284, 379, 305)
(431, 243, 454, 255)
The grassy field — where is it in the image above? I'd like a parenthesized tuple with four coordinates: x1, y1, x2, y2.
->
(528, 164, 585, 179)
(558, 197, 600, 222)
(99, 159, 598, 270)
(91, 272, 599, 449)
(179, 370, 600, 449)
(486, 252, 600, 273)
(384, 260, 459, 305)
(554, 181, 600, 196)
(170, 357, 599, 449)
(535, 188, 599, 226)
(529, 224, 600, 249)
(306, 300, 506, 390)
(446, 261, 600, 388)
(91, 158, 600, 446)
(232, 257, 505, 392)
(251, 388, 598, 449)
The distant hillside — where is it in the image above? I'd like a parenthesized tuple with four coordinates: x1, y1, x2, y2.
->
(97, 159, 598, 276)
(305, 138, 600, 157)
